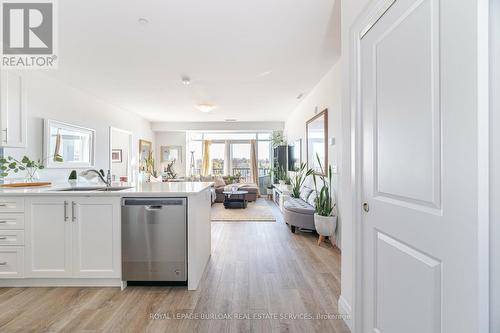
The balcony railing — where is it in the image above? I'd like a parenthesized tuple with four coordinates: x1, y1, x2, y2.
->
(191, 167, 270, 182)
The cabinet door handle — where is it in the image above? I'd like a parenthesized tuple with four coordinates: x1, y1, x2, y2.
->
(0, 221, 7, 224)
(0, 237, 7, 240)
(0, 262, 7, 265)
(64, 201, 68, 221)
(71, 201, 76, 222)
(0, 203, 7, 207)
(2, 128, 7, 143)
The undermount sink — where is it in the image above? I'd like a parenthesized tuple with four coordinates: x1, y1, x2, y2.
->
(96, 186, 133, 192)
(53, 186, 133, 192)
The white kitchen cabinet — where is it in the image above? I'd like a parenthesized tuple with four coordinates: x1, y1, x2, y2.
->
(25, 196, 121, 279)
(72, 197, 121, 278)
(25, 198, 72, 277)
(0, 71, 27, 148)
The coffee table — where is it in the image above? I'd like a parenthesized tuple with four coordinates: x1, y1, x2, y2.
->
(223, 190, 249, 209)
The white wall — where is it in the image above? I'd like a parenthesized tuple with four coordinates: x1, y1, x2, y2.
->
(4, 72, 153, 182)
(490, 0, 499, 331)
(155, 131, 187, 177)
(284, 62, 342, 247)
(283, 0, 374, 329)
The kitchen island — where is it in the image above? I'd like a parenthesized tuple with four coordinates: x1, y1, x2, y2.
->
(0, 182, 213, 290)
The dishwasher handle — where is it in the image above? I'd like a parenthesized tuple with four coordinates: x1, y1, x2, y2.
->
(145, 205, 163, 211)
(122, 198, 186, 206)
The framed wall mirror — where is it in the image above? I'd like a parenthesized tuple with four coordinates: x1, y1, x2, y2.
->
(44, 119, 96, 168)
(160, 145, 182, 163)
(306, 109, 328, 174)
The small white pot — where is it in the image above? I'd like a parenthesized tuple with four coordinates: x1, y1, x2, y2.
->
(314, 213, 337, 237)
(278, 180, 285, 185)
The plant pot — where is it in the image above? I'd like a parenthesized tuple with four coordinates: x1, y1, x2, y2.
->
(314, 213, 337, 237)
(278, 180, 285, 185)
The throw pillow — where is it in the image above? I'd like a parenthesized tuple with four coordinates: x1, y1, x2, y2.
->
(307, 191, 317, 208)
(299, 187, 312, 201)
(214, 177, 226, 187)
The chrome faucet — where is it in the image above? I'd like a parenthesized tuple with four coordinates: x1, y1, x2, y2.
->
(81, 169, 112, 187)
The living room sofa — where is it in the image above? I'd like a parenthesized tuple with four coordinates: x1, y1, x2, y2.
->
(283, 186, 317, 233)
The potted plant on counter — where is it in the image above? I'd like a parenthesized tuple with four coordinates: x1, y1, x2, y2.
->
(312, 155, 337, 246)
(290, 162, 314, 198)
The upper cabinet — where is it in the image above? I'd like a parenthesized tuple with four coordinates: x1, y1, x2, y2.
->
(0, 71, 27, 148)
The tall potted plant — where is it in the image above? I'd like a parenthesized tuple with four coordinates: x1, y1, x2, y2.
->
(290, 162, 314, 198)
(312, 155, 337, 246)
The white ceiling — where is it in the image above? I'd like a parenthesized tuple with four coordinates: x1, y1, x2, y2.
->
(50, 0, 341, 122)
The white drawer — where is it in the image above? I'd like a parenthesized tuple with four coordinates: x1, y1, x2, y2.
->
(0, 230, 24, 246)
(0, 198, 25, 213)
(0, 214, 24, 229)
(0, 247, 24, 278)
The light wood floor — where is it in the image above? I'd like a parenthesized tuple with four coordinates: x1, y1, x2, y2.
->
(0, 200, 349, 333)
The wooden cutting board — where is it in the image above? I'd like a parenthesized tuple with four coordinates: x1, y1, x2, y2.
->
(0, 182, 52, 188)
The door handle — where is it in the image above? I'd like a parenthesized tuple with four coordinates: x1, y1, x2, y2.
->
(0, 236, 7, 240)
(0, 221, 7, 224)
(64, 201, 68, 221)
(0, 262, 6, 265)
(363, 202, 370, 212)
(71, 201, 76, 222)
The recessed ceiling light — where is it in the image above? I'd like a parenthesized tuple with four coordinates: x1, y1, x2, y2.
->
(181, 76, 191, 85)
(224, 119, 237, 122)
(257, 70, 272, 77)
(297, 93, 304, 100)
(138, 18, 149, 25)
(196, 103, 216, 113)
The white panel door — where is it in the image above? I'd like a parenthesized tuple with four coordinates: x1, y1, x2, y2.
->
(25, 198, 72, 277)
(360, 0, 481, 332)
(72, 197, 120, 278)
(0, 71, 26, 148)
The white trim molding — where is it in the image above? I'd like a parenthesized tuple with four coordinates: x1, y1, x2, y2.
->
(338, 295, 353, 331)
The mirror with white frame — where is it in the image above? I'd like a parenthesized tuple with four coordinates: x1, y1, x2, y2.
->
(44, 119, 96, 168)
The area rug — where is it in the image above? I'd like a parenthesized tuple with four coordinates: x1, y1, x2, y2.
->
(211, 199, 276, 222)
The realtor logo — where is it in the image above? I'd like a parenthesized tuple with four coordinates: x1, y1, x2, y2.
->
(1, 0, 58, 68)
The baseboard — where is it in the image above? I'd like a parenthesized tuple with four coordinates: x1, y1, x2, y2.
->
(338, 295, 353, 331)
(0, 278, 122, 287)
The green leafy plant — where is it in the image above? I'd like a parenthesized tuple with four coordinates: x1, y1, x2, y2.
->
(0, 156, 44, 178)
(290, 162, 314, 198)
(143, 151, 158, 177)
(312, 154, 335, 217)
(273, 165, 291, 185)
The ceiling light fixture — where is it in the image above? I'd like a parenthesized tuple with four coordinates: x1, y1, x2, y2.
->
(224, 119, 237, 122)
(181, 76, 191, 85)
(138, 18, 149, 25)
(297, 93, 304, 100)
(257, 70, 272, 77)
(196, 103, 216, 113)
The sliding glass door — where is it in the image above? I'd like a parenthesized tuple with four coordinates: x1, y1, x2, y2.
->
(230, 143, 251, 182)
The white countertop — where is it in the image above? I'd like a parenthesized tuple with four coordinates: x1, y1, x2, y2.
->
(0, 181, 214, 197)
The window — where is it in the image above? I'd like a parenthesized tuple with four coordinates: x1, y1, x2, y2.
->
(231, 143, 251, 182)
(187, 140, 202, 175)
(210, 143, 225, 176)
(186, 132, 272, 180)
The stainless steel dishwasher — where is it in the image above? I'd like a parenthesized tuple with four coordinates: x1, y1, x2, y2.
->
(121, 197, 187, 284)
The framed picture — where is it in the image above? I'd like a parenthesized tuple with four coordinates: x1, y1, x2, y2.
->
(111, 149, 122, 163)
(161, 145, 182, 163)
(139, 139, 152, 161)
(306, 109, 328, 174)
